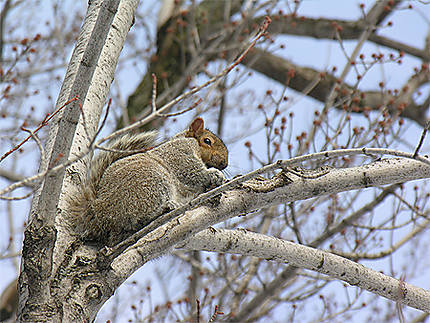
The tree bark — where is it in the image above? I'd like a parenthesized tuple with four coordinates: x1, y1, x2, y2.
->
(179, 228, 430, 314)
(106, 157, 430, 312)
(18, 1, 139, 321)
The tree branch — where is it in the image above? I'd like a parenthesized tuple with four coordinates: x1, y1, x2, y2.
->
(178, 228, 430, 313)
(18, 1, 139, 321)
(241, 48, 429, 126)
(109, 157, 430, 298)
(261, 1, 429, 60)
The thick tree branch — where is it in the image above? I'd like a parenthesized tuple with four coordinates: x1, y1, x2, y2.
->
(263, 6, 430, 61)
(100, 147, 430, 264)
(109, 157, 430, 296)
(253, 0, 428, 61)
(18, 1, 139, 322)
(178, 228, 430, 313)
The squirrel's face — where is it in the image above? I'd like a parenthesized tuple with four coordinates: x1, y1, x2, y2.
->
(199, 133, 228, 170)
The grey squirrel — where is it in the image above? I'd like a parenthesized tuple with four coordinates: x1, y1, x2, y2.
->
(70, 117, 228, 246)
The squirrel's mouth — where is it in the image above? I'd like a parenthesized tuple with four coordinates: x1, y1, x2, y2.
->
(206, 159, 227, 171)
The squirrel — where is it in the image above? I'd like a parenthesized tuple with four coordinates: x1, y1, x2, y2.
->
(70, 117, 228, 246)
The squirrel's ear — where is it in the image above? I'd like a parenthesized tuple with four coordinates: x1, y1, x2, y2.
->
(190, 117, 204, 133)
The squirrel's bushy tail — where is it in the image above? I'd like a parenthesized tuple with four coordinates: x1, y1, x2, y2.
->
(68, 131, 158, 234)
(88, 132, 158, 192)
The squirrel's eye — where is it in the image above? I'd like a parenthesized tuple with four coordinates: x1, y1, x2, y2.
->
(203, 138, 212, 146)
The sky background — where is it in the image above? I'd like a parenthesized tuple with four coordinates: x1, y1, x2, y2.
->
(1, 0, 429, 321)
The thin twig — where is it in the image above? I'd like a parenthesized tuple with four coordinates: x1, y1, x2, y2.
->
(196, 299, 200, 323)
(413, 121, 430, 158)
(157, 98, 202, 117)
(0, 96, 78, 163)
(0, 142, 92, 197)
(1, 191, 33, 201)
(77, 101, 91, 144)
(208, 305, 223, 322)
(91, 99, 112, 151)
(20, 126, 45, 168)
(151, 73, 157, 113)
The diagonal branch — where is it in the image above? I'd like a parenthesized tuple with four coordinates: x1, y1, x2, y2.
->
(178, 228, 430, 313)
(260, 1, 429, 60)
(110, 157, 430, 296)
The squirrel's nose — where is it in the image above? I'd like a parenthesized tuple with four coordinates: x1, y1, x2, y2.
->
(221, 161, 227, 170)
(206, 154, 227, 170)
(217, 155, 228, 170)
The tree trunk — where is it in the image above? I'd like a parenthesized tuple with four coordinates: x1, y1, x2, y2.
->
(17, 1, 139, 321)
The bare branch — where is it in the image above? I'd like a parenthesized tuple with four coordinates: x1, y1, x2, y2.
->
(110, 157, 430, 295)
(241, 48, 429, 126)
(179, 228, 430, 313)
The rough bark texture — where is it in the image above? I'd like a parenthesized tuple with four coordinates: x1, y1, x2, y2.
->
(180, 228, 430, 314)
(18, 1, 138, 322)
(107, 157, 430, 308)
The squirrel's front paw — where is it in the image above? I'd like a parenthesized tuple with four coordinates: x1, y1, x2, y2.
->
(207, 168, 225, 188)
(163, 200, 182, 213)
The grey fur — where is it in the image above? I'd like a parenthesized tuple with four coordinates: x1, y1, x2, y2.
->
(70, 119, 228, 246)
